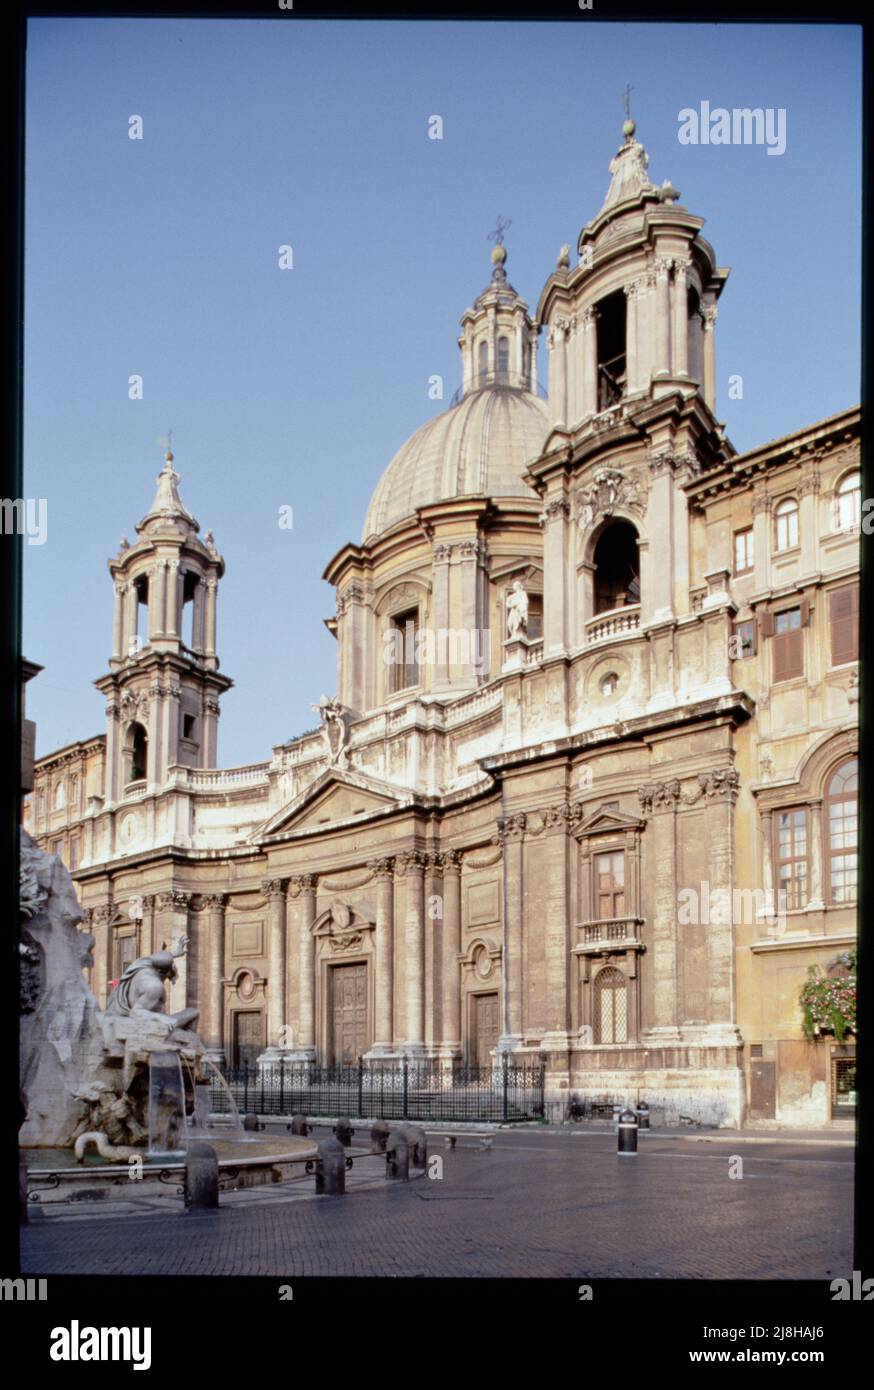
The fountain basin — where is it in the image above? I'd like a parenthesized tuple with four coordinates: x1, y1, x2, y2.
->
(23, 1134, 318, 1204)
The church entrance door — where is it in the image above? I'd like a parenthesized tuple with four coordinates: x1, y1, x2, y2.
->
(473, 992, 500, 1068)
(331, 962, 368, 1065)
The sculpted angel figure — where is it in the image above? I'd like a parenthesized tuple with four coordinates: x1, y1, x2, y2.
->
(312, 693, 349, 769)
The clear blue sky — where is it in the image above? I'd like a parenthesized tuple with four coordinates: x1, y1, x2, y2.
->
(24, 18, 861, 766)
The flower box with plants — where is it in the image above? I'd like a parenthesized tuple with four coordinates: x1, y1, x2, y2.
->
(800, 950, 857, 1042)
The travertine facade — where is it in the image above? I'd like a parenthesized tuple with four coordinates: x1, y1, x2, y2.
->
(26, 123, 859, 1125)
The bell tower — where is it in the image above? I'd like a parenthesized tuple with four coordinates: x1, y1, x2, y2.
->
(538, 115, 729, 432)
(96, 449, 232, 806)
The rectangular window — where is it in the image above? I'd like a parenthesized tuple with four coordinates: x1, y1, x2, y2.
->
(182, 713, 197, 740)
(527, 594, 544, 642)
(827, 799, 857, 904)
(113, 932, 137, 984)
(732, 619, 756, 659)
(773, 606, 803, 681)
(829, 583, 859, 666)
(734, 528, 754, 576)
(594, 849, 626, 919)
(775, 808, 808, 910)
(390, 608, 419, 693)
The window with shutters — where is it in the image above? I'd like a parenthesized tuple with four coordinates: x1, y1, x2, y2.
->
(829, 583, 859, 666)
(826, 759, 857, 904)
(774, 808, 808, 910)
(834, 471, 860, 532)
(774, 498, 799, 552)
(734, 528, 754, 576)
(389, 607, 419, 693)
(593, 849, 626, 919)
(732, 619, 756, 659)
(772, 606, 803, 681)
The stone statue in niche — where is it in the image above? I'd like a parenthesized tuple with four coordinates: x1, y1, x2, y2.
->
(506, 581, 529, 639)
(312, 693, 350, 769)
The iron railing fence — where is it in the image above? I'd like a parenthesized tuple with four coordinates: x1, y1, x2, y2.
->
(210, 1057, 545, 1124)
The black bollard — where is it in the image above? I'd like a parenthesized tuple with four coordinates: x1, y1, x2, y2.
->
(288, 1113, 309, 1136)
(385, 1132, 409, 1181)
(402, 1124, 427, 1169)
(617, 1109, 638, 1157)
(636, 1102, 650, 1132)
(370, 1119, 390, 1153)
(315, 1137, 346, 1195)
(19, 1154, 28, 1225)
(185, 1142, 220, 1209)
(334, 1116, 354, 1147)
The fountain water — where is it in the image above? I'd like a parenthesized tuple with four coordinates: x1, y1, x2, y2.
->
(147, 1051, 188, 1156)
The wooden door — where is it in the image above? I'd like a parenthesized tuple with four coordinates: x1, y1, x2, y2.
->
(473, 993, 500, 1067)
(749, 1052, 776, 1119)
(332, 963, 368, 1064)
(233, 1010, 265, 1069)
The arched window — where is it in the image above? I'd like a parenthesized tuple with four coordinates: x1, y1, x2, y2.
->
(594, 966, 628, 1044)
(496, 336, 510, 379)
(835, 471, 861, 532)
(53, 780, 66, 811)
(826, 758, 857, 904)
(593, 521, 640, 615)
(477, 340, 488, 383)
(125, 723, 148, 783)
(774, 498, 799, 552)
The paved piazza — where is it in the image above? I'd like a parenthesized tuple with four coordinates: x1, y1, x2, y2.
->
(21, 1128, 852, 1281)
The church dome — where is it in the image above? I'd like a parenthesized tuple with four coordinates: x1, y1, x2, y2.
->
(362, 384, 549, 542)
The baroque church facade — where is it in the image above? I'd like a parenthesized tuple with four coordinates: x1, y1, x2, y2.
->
(27, 122, 859, 1126)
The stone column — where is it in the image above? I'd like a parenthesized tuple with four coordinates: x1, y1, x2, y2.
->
(366, 857, 395, 1056)
(104, 699, 121, 803)
(624, 281, 639, 394)
(201, 695, 220, 768)
(702, 304, 718, 410)
(807, 799, 825, 911)
(203, 577, 217, 658)
(161, 683, 179, 776)
(192, 579, 205, 651)
(288, 875, 316, 1059)
(154, 890, 192, 1016)
(541, 495, 570, 657)
(529, 327, 539, 395)
(164, 561, 180, 639)
(541, 805, 571, 1046)
(439, 850, 462, 1057)
(654, 257, 673, 377)
(580, 307, 599, 417)
(497, 814, 526, 1048)
(751, 492, 772, 593)
(424, 852, 442, 1046)
(123, 582, 138, 654)
(639, 783, 680, 1035)
(151, 559, 167, 639)
(567, 315, 581, 426)
(146, 683, 161, 785)
(758, 808, 775, 927)
(704, 775, 739, 1025)
(431, 545, 453, 691)
(671, 259, 689, 377)
(261, 879, 288, 1060)
(396, 851, 426, 1052)
(203, 894, 226, 1062)
(457, 540, 481, 689)
(645, 454, 675, 623)
(799, 474, 820, 577)
(550, 317, 568, 426)
(112, 583, 125, 660)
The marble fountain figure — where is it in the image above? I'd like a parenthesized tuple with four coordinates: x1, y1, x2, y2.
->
(19, 831, 316, 1204)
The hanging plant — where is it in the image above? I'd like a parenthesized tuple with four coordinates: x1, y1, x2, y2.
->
(800, 951, 857, 1042)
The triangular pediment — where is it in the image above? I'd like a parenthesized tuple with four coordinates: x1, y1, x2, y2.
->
(574, 804, 645, 840)
(254, 768, 408, 843)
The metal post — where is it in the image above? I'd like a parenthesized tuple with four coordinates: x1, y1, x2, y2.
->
(402, 1055, 409, 1120)
(243, 1066, 249, 1113)
(358, 1055, 364, 1118)
(502, 1051, 509, 1124)
(279, 1057, 285, 1115)
(259, 1065, 265, 1114)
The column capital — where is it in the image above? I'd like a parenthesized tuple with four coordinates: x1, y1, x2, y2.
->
(395, 849, 427, 876)
(288, 873, 317, 898)
(438, 848, 462, 875)
(496, 812, 527, 843)
(262, 878, 288, 900)
(201, 893, 227, 911)
(367, 856, 395, 881)
(637, 780, 682, 815)
(155, 889, 191, 913)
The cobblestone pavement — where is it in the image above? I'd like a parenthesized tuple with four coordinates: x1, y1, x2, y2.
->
(20, 1130, 853, 1281)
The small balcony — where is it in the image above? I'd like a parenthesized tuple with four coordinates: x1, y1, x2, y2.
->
(585, 605, 640, 645)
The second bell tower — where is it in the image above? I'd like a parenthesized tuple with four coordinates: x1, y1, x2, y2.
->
(96, 449, 232, 806)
